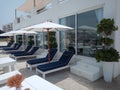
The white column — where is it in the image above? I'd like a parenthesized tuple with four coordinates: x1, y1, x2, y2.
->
(114, 0, 120, 78)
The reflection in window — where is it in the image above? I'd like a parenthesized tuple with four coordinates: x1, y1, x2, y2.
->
(59, 8, 103, 57)
(27, 35, 35, 46)
(59, 15, 75, 53)
(36, 32, 44, 48)
(16, 35, 22, 44)
(43, 32, 57, 49)
(77, 8, 103, 56)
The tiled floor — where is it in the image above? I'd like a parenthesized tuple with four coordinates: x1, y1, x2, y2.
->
(17, 59, 120, 90)
(0, 48, 120, 90)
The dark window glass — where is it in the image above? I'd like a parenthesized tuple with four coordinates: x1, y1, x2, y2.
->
(59, 15, 75, 54)
(77, 8, 103, 56)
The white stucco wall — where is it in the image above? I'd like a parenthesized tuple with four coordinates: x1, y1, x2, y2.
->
(114, 0, 120, 53)
(13, 0, 120, 52)
(12, 0, 120, 78)
(14, 0, 116, 29)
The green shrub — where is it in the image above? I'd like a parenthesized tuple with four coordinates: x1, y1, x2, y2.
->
(95, 18, 120, 62)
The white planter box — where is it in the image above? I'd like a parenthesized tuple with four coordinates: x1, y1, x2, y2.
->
(103, 62, 114, 83)
(113, 62, 120, 78)
(70, 62, 102, 81)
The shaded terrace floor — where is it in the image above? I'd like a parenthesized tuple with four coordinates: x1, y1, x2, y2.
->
(0, 53, 120, 90)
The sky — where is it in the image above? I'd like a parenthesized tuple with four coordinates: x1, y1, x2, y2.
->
(0, 0, 25, 30)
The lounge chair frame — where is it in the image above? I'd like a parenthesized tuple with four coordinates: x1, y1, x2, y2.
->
(10, 47, 39, 60)
(27, 62, 48, 71)
(13, 55, 37, 60)
(36, 65, 70, 79)
(26, 48, 57, 71)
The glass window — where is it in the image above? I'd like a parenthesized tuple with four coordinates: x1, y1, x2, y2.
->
(42, 31, 57, 49)
(36, 32, 44, 48)
(27, 35, 35, 46)
(59, 8, 103, 57)
(16, 35, 22, 44)
(77, 8, 103, 56)
(59, 15, 75, 53)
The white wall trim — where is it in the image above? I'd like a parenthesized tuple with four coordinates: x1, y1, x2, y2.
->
(58, 3, 105, 20)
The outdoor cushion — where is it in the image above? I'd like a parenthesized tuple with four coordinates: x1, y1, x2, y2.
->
(10, 45, 32, 54)
(37, 61, 66, 71)
(4, 43, 22, 51)
(37, 50, 74, 72)
(14, 47, 39, 56)
(3, 43, 18, 50)
(27, 48, 57, 65)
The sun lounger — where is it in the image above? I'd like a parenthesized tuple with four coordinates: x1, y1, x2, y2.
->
(2, 43, 18, 50)
(0, 70, 21, 84)
(11, 47, 39, 60)
(3, 43, 22, 53)
(36, 50, 74, 78)
(10, 45, 32, 55)
(26, 48, 57, 71)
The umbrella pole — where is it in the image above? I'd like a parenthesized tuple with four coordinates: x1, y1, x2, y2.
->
(47, 29, 50, 62)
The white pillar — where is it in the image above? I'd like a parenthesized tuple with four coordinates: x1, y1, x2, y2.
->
(114, 0, 120, 78)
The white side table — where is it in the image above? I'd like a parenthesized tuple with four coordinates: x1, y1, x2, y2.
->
(0, 57, 16, 73)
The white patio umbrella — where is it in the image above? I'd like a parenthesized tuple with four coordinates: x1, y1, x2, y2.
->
(14, 30, 37, 46)
(0, 30, 37, 47)
(25, 21, 73, 62)
(0, 31, 14, 36)
(16, 30, 36, 35)
(0, 30, 37, 36)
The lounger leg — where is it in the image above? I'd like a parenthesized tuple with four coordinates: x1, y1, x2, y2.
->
(30, 67, 32, 71)
(36, 69, 38, 74)
(43, 74, 45, 79)
(26, 64, 28, 68)
(11, 65, 15, 71)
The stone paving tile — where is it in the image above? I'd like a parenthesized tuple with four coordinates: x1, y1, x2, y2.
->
(0, 41, 120, 89)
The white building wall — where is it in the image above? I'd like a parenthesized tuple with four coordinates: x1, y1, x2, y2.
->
(13, 0, 119, 50)
(13, 0, 120, 78)
(114, 0, 120, 53)
(14, 0, 116, 29)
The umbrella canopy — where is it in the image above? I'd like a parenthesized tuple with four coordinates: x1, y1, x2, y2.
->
(0, 30, 37, 36)
(25, 21, 73, 62)
(14, 30, 37, 35)
(0, 31, 14, 36)
(25, 21, 73, 30)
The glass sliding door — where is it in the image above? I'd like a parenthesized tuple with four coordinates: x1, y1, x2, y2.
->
(59, 15, 75, 53)
(36, 32, 44, 48)
(42, 31, 57, 49)
(16, 35, 22, 44)
(77, 8, 103, 56)
(59, 8, 103, 57)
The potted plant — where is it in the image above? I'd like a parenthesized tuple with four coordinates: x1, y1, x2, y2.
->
(95, 18, 120, 82)
(49, 32, 57, 48)
(28, 35, 34, 45)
